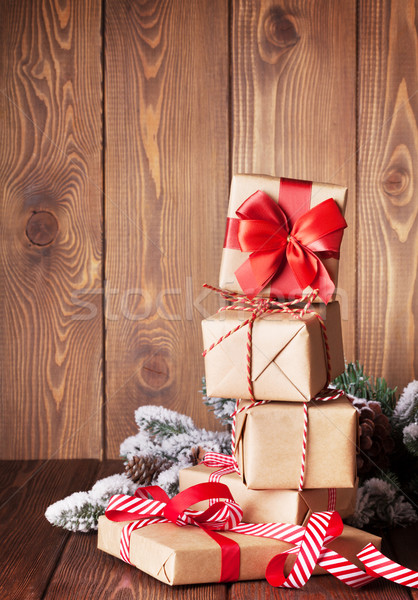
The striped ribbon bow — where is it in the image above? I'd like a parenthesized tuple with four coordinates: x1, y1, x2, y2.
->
(105, 482, 243, 582)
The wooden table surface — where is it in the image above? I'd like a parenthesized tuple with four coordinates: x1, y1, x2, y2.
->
(1, 460, 417, 599)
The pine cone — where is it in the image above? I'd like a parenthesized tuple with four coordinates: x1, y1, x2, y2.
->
(190, 446, 206, 466)
(351, 397, 395, 476)
(125, 455, 172, 485)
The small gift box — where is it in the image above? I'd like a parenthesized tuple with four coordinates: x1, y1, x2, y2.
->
(234, 396, 358, 489)
(97, 516, 380, 586)
(202, 300, 344, 402)
(179, 463, 358, 525)
(219, 174, 347, 302)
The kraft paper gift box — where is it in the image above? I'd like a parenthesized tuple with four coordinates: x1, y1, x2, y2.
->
(98, 516, 380, 586)
(202, 300, 344, 402)
(179, 463, 358, 525)
(234, 396, 358, 489)
(219, 173, 347, 302)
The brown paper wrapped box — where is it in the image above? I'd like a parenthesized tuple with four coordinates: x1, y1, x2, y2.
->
(202, 301, 344, 401)
(98, 516, 380, 586)
(179, 464, 358, 525)
(235, 396, 358, 489)
(219, 174, 347, 301)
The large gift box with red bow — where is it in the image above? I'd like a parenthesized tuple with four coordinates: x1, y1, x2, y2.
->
(98, 516, 381, 586)
(234, 397, 358, 489)
(98, 500, 380, 586)
(219, 174, 347, 302)
(179, 463, 358, 525)
(202, 300, 344, 402)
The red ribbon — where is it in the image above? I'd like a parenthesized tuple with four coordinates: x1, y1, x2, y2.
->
(105, 482, 242, 582)
(225, 181, 347, 302)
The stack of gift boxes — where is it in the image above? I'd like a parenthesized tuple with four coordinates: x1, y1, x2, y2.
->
(98, 174, 382, 586)
(181, 174, 359, 524)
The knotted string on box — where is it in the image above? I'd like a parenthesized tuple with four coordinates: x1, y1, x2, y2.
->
(202, 284, 344, 491)
(202, 284, 332, 402)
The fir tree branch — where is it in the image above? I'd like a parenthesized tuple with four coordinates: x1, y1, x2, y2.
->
(333, 361, 397, 416)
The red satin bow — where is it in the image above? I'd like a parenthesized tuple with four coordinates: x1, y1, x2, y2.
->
(105, 482, 242, 582)
(234, 190, 347, 301)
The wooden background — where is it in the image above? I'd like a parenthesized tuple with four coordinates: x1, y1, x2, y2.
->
(0, 0, 416, 459)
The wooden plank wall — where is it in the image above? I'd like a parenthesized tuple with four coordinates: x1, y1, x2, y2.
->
(0, 0, 416, 459)
(0, 0, 103, 459)
(357, 0, 418, 388)
(104, 0, 229, 456)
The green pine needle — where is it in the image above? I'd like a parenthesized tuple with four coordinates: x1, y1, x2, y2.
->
(144, 419, 190, 438)
(333, 361, 397, 417)
(376, 471, 401, 489)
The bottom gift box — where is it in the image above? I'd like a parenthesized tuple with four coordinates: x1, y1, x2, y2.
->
(98, 515, 381, 586)
(179, 463, 358, 525)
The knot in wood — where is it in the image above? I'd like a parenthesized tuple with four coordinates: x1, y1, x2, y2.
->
(26, 211, 58, 246)
(141, 354, 170, 390)
(263, 10, 298, 49)
(381, 167, 409, 197)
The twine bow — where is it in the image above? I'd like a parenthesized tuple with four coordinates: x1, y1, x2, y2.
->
(202, 284, 332, 405)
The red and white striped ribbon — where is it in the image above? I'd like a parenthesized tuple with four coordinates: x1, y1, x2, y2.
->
(327, 487, 337, 511)
(229, 399, 240, 466)
(234, 511, 377, 588)
(203, 450, 238, 506)
(358, 544, 418, 587)
(203, 452, 236, 471)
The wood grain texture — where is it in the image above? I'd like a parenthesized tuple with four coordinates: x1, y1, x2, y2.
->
(104, 0, 230, 457)
(0, 0, 103, 458)
(0, 459, 99, 599)
(357, 0, 418, 390)
(0, 0, 416, 462)
(47, 538, 228, 600)
(229, 577, 411, 600)
(231, 0, 357, 361)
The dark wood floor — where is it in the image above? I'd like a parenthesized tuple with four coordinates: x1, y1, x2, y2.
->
(1, 460, 417, 599)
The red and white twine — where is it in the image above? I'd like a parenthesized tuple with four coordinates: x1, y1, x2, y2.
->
(226, 387, 344, 491)
(298, 402, 309, 491)
(202, 285, 343, 490)
(202, 285, 331, 404)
